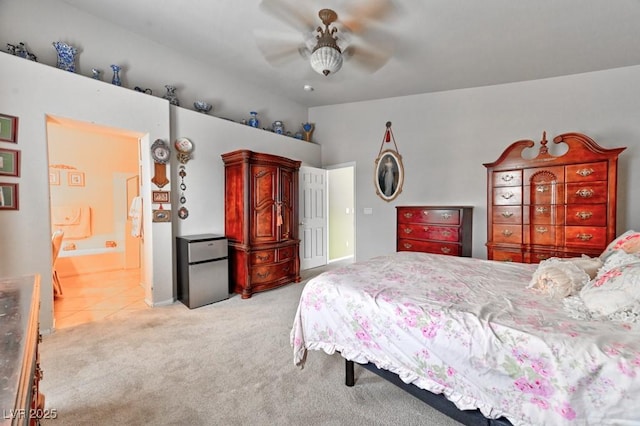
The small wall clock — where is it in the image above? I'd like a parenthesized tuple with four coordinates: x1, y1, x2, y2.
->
(151, 139, 170, 188)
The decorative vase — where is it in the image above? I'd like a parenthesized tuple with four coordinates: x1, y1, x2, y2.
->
(110, 64, 121, 86)
(91, 68, 102, 80)
(53, 41, 78, 72)
(302, 122, 314, 142)
(248, 111, 259, 128)
(272, 120, 284, 135)
(163, 85, 180, 106)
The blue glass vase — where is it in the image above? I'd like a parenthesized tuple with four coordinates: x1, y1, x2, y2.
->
(110, 64, 122, 86)
(53, 41, 78, 72)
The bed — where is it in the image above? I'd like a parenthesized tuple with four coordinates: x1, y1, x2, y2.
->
(290, 248, 640, 425)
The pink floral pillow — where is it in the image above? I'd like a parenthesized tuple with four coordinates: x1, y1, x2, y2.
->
(581, 251, 640, 316)
(600, 230, 640, 262)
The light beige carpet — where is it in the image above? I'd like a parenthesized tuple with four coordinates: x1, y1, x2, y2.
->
(40, 264, 462, 426)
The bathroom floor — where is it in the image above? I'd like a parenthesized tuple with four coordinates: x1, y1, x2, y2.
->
(53, 268, 148, 330)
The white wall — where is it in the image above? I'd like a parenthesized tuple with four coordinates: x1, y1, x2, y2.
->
(312, 66, 640, 261)
(0, 53, 322, 332)
(0, 0, 308, 129)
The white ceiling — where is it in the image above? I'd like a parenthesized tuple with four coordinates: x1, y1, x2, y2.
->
(58, 0, 640, 108)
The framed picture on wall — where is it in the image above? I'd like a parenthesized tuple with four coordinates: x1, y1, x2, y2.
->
(0, 148, 20, 177)
(68, 171, 85, 187)
(152, 190, 170, 204)
(0, 114, 18, 143)
(152, 209, 171, 222)
(49, 170, 60, 185)
(0, 182, 19, 210)
(374, 149, 404, 202)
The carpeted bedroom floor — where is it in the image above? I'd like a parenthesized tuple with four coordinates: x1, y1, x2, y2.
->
(39, 262, 462, 426)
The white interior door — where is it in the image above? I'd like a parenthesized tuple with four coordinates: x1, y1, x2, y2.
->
(299, 166, 327, 270)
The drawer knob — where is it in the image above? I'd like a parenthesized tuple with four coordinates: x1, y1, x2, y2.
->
(502, 229, 513, 237)
(576, 211, 593, 220)
(576, 168, 594, 177)
(536, 253, 549, 259)
(257, 254, 271, 261)
(535, 206, 548, 214)
(501, 174, 514, 182)
(257, 271, 271, 279)
(501, 211, 514, 218)
(536, 185, 549, 193)
(577, 233, 593, 241)
(403, 242, 412, 249)
(536, 226, 548, 234)
(441, 230, 452, 237)
(403, 212, 414, 218)
(440, 247, 451, 254)
(501, 191, 515, 200)
(441, 213, 452, 220)
(403, 227, 412, 234)
(576, 188, 594, 198)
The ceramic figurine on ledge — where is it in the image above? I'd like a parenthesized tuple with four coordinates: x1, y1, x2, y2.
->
(163, 85, 180, 106)
(248, 111, 259, 128)
(91, 68, 102, 80)
(272, 121, 284, 135)
(110, 64, 122, 86)
(53, 41, 78, 72)
(302, 122, 314, 142)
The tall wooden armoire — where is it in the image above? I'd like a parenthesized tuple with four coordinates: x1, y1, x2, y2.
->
(222, 150, 301, 298)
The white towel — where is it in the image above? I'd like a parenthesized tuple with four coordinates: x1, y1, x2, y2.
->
(129, 196, 143, 238)
(52, 205, 82, 225)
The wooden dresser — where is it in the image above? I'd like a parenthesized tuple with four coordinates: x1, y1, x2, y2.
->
(397, 206, 473, 257)
(1, 275, 46, 426)
(222, 150, 301, 298)
(484, 132, 625, 263)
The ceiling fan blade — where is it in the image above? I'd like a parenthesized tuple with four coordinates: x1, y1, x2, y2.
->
(343, 43, 392, 73)
(254, 30, 310, 67)
(259, 0, 316, 33)
(340, 0, 396, 34)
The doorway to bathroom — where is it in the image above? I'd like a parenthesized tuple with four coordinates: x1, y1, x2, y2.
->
(46, 116, 147, 329)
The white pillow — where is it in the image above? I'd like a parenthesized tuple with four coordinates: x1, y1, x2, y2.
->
(600, 230, 640, 262)
(528, 257, 594, 299)
(580, 252, 640, 316)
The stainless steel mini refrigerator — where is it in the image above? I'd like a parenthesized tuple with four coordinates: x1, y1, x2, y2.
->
(176, 234, 229, 308)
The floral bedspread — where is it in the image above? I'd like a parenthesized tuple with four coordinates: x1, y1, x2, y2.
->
(290, 252, 640, 425)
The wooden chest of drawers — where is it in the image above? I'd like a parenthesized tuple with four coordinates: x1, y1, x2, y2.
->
(484, 132, 625, 263)
(396, 206, 473, 257)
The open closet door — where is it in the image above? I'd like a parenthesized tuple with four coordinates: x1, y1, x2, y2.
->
(299, 166, 327, 270)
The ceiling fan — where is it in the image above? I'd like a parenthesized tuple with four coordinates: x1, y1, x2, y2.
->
(255, 0, 396, 77)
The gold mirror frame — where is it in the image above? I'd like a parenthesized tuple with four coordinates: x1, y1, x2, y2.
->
(374, 149, 404, 202)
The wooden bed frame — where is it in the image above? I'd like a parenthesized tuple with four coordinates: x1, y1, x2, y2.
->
(345, 360, 513, 426)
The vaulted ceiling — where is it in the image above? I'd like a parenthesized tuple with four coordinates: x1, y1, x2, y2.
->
(59, 0, 640, 107)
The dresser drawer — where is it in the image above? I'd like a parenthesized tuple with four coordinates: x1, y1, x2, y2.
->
(564, 227, 607, 248)
(397, 238, 460, 256)
(525, 205, 565, 225)
(277, 245, 295, 261)
(491, 249, 524, 263)
(493, 187, 522, 206)
(397, 208, 460, 225)
(526, 251, 555, 263)
(492, 170, 522, 187)
(397, 224, 460, 242)
(251, 249, 276, 264)
(565, 204, 607, 226)
(251, 260, 294, 284)
(524, 166, 565, 184)
(492, 206, 522, 224)
(524, 225, 563, 246)
(565, 162, 608, 183)
(524, 184, 564, 205)
(492, 225, 523, 243)
(566, 182, 608, 204)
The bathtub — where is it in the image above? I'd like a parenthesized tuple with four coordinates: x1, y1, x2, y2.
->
(57, 234, 126, 277)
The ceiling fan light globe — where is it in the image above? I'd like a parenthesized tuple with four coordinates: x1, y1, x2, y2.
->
(310, 46, 343, 76)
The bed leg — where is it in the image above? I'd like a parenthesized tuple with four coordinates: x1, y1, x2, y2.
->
(345, 360, 355, 387)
